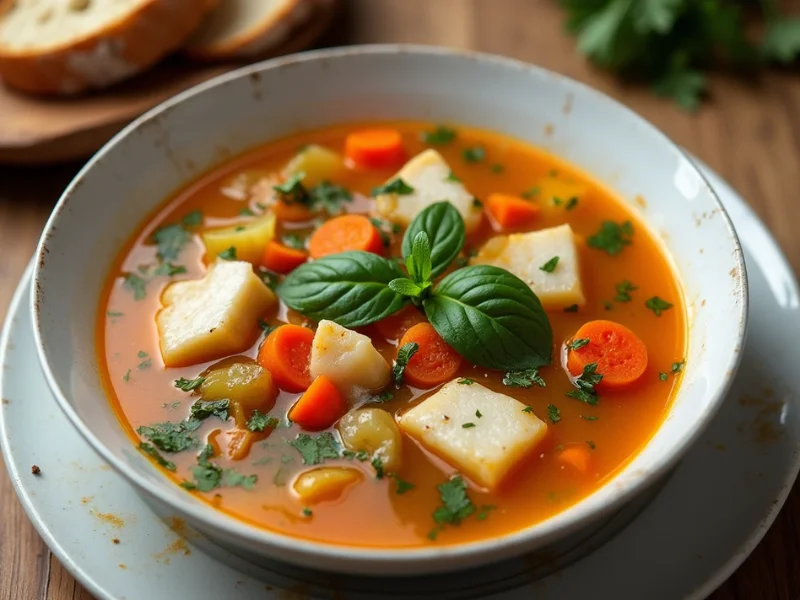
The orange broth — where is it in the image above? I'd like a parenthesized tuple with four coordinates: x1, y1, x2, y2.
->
(98, 121, 686, 547)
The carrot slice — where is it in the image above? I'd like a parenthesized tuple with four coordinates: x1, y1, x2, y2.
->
(374, 305, 427, 341)
(486, 193, 540, 230)
(288, 375, 348, 431)
(566, 320, 648, 391)
(345, 128, 407, 169)
(558, 445, 592, 473)
(308, 214, 384, 259)
(257, 324, 314, 393)
(398, 323, 463, 388)
(261, 240, 307, 274)
(275, 199, 315, 222)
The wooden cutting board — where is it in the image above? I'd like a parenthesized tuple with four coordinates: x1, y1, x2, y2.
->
(0, 2, 337, 165)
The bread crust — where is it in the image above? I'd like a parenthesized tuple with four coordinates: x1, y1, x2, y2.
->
(0, 0, 214, 95)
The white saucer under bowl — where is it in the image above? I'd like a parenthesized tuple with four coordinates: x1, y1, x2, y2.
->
(1, 161, 798, 599)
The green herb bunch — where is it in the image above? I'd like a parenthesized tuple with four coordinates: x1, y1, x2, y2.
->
(558, 0, 800, 110)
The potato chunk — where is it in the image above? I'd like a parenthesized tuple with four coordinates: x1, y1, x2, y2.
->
(374, 149, 482, 233)
(283, 144, 345, 188)
(338, 408, 402, 471)
(157, 261, 276, 367)
(201, 213, 276, 264)
(309, 320, 390, 401)
(293, 467, 363, 503)
(200, 358, 276, 427)
(472, 224, 585, 310)
(398, 380, 548, 489)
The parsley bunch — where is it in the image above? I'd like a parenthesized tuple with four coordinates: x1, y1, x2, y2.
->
(558, 0, 800, 110)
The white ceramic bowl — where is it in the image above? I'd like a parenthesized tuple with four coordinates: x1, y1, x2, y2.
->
(32, 45, 747, 575)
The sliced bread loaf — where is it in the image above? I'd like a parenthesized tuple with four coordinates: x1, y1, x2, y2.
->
(0, 0, 214, 95)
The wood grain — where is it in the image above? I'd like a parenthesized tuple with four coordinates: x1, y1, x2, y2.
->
(1, 0, 799, 597)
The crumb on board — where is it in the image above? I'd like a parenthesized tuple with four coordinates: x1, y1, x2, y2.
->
(112, 538, 120, 545)
(31, 465, 41, 475)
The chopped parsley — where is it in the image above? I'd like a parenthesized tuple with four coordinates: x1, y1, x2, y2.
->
(369, 217, 401, 247)
(393, 342, 420, 384)
(462, 146, 486, 163)
(181, 210, 203, 228)
(458, 378, 475, 385)
(604, 301, 613, 310)
(565, 197, 579, 210)
(290, 433, 340, 465)
(153, 224, 191, 262)
(547, 404, 561, 424)
(123, 369, 132, 382)
(258, 319, 278, 336)
(476, 505, 497, 521)
(239, 208, 254, 217)
(258, 268, 280, 290)
(581, 415, 599, 421)
(587, 440, 596, 450)
(421, 125, 457, 145)
(175, 377, 206, 392)
(645, 296, 673, 316)
(107, 311, 124, 317)
(138, 357, 152, 370)
(137, 420, 200, 453)
(139, 442, 176, 471)
(521, 186, 540, 199)
(491, 163, 505, 173)
(310, 181, 352, 214)
(302, 507, 313, 517)
(614, 280, 638, 302)
(569, 338, 590, 351)
(539, 256, 560, 273)
(472, 198, 484, 209)
(503, 367, 546, 388)
(247, 410, 279, 432)
(659, 372, 669, 381)
(431, 476, 476, 533)
(522, 406, 534, 414)
(446, 171, 461, 182)
(462, 422, 476, 429)
(564, 304, 579, 313)
(372, 456, 385, 479)
(566, 363, 603, 406)
(672, 360, 686, 373)
(137, 350, 147, 358)
(189, 399, 230, 422)
(282, 234, 306, 250)
(368, 391, 394, 403)
(372, 178, 415, 196)
(475, 409, 483, 418)
(182, 444, 257, 492)
(588, 220, 634, 255)
(151, 262, 187, 277)
(218, 246, 237, 261)
(343, 450, 370, 462)
(393, 475, 416, 495)
(273, 172, 311, 205)
(123, 273, 147, 300)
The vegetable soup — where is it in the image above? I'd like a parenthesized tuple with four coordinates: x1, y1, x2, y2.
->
(99, 121, 686, 547)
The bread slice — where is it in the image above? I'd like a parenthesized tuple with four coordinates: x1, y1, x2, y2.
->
(0, 0, 215, 95)
(185, 0, 329, 62)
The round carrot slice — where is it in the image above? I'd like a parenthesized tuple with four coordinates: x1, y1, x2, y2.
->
(398, 323, 463, 388)
(566, 320, 648, 391)
(345, 128, 407, 169)
(261, 241, 307, 274)
(288, 375, 348, 431)
(308, 214, 384, 259)
(257, 324, 314, 392)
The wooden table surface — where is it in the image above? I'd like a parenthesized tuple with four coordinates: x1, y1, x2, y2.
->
(1, 1, 799, 598)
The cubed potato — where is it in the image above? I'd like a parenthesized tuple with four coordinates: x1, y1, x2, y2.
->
(283, 144, 345, 188)
(398, 380, 548, 489)
(472, 224, 586, 311)
(374, 149, 482, 233)
(338, 408, 402, 471)
(309, 320, 390, 401)
(201, 213, 276, 264)
(157, 261, 276, 367)
(293, 467, 363, 503)
(200, 357, 277, 427)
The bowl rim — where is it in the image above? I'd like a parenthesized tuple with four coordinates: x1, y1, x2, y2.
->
(31, 44, 748, 567)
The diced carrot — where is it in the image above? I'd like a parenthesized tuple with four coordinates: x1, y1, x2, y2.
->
(374, 305, 427, 341)
(261, 240, 307, 274)
(558, 445, 592, 473)
(226, 428, 268, 461)
(257, 324, 314, 393)
(398, 323, 463, 388)
(274, 199, 315, 222)
(486, 193, 540, 230)
(345, 128, 407, 169)
(308, 214, 384, 259)
(288, 375, 348, 431)
(566, 320, 648, 391)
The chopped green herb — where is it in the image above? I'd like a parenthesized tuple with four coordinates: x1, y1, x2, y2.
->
(139, 442, 176, 471)
(272, 467, 288, 486)
(547, 404, 561, 424)
(614, 280, 638, 302)
(475, 409, 483, 418)
(137, 350, 148, 358)
(153, 224, 191, 262)
(369, 217, 400, 247)
(107, 311, 124, 317)
(137, 420, 199, 453)
(645, 296, 673, 316)
(234, 226, 246, 232)
(138, 357, 152, 370)
(273, 172, 311, 205)
(239, 208, 254, 217)
(174, 376, 205, 392)
(462, 422, 476, 429)
(462, 146, 486, 163)
(581, 415, 599, 421)
(458, 378, 475, 386)
(290, 432, 340, 465)
(446, 171, 461, 182)
(393, 342, 420, 384)
(258, 269, 280, 290)
(565, 197, 579, 210)
(162, 401, 181, 411)
(123, 369, 132, 382)
(553, 197, 564, 206)
(672, 360, 686, 373)
(393, 475, 416, 495)
(604, 301, 613, 311)
(123, 273, 147, 300)
(368, 391, 394, 403)
(218, 246, 237, 261)
(151, 262, 187, 277)
(372, 178, 415, 196)
(310, 181, 352, 214)
(588, 221, 634, 255)
(258, 319, 278, 336)
(476, 505, 497, 521)
(421, 125, 457, 145)
(491, 163, 505, 173)
(522, 406, 534, 414)
(472, 197, 484, 209)
(564, 304, 579, 313)
(521, 186, 540, 199)
(183, 445, 257, 492)
(189, 399, 230, 422)
(659, 372, 669, 381)
(282, 234, 306, 250)
(587, 440, 596, 450)
(432, 476, 475, 528)
(569, 338, 590, 351)
(539, 256, 560, 273)
(302, 507, 313, 517)
(372, 456, 385, 479)
(503, 367, 545, 388)
(247, 410, 279, 432)
(221, 470, 258, 491)
(566, 363, 603, 406)
(181, 210, 203, 228)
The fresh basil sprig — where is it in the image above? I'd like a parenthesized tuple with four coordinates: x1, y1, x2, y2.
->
(277, 201, 553, 370)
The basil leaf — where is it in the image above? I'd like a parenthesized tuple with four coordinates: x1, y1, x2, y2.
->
(423, 265, 552, 370)
(401, 202, 466, 278)
(405, 231, 432, 285)
(278, 251, 408, 328)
